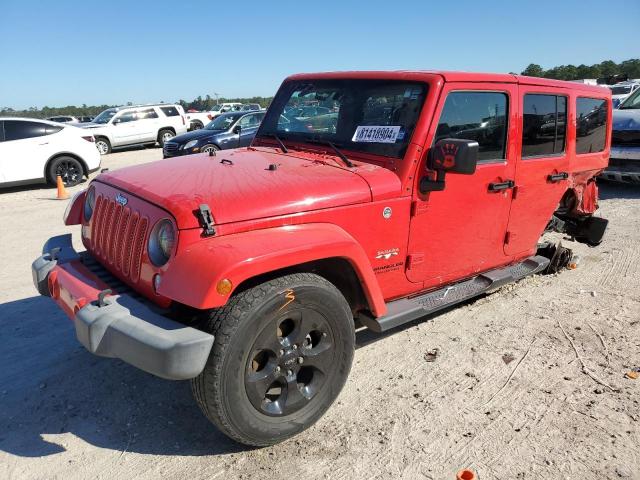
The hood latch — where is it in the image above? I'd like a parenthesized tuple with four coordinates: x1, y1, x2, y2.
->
(197, 204, 216, 237)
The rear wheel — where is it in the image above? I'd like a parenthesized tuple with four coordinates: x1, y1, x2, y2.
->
(47, 156, 84, 186)
(191, 273, 354, 447)
(190, 121, 204, 131)
(158, 129, 175, 147)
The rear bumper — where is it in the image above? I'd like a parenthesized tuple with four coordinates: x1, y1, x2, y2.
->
(32, 234, 214, 380)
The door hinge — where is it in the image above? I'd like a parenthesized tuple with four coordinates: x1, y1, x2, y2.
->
(511, 185, 519, 199)
(504, 231, 511, 244)
(406, 253, 425, 270)
(411, 201, 429, 216)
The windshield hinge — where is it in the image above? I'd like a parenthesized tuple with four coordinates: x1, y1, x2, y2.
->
(197, 204, 216, 237)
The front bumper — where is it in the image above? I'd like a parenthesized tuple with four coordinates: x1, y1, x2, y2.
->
(32, 234, 214, 380)
(162, 146, 196, 158)
(601, 149, 640, 183)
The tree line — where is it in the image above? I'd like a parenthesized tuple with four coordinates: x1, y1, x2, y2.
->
(2, 58, 639, 118)
(520, 58, 640, 81)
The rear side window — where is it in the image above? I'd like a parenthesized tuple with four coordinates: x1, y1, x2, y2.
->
(4, 120, 49, 141)
(522, 94, 567, 158)
(160, 106, 179, 117)
(576, 97, 607, 154)
(138, 108, 159, 119)
(433, 91, 508, 162)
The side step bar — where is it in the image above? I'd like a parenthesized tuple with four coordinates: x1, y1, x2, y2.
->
(359, 255, 550, 333)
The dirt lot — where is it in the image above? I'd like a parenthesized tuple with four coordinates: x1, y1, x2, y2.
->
(0, 147, 638, 480)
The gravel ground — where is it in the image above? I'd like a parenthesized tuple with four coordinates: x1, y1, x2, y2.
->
(0, 147, 638, 480)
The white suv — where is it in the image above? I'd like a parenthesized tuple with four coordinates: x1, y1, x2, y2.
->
(0, 117, 100, 187)
(81, 104, 188, 155)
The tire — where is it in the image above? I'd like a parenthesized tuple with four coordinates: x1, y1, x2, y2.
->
(47, 156, 84, 186)
(200, 144, 219, 155)
(190, 121, 204, 131)
(192, 273, 354, 447)
(95, 137, 111, 155)
(157, 129, 175, 147)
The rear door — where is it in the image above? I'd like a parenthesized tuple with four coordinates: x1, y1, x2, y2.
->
(135, 107, 160, 142)
(0, 120, 55, 182)
(504, 86, 570, 255)
(406, 82, 518, 287)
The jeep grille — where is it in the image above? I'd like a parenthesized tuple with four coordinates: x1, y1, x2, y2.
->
(89, 194, 149, 282)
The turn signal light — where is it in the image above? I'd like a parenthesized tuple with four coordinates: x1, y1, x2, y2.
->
(216, 278, 233, 296)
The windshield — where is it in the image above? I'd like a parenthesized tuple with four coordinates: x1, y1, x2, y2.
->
(619, 88, 640, 109)
(205, 112, 243, 130)
(210, 104, 222, 112)
(611, 85, 632, 95)
(92, 108, 117, 124)
(257, 79, 427, 159)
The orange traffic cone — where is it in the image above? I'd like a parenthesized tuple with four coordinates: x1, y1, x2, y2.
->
(456, 470, 476, 480)
(56, 175, 69, 200)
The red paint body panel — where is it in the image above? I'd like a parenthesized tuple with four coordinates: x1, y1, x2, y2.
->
(49, 70, 610, 319)
(46, 260, 111, 320)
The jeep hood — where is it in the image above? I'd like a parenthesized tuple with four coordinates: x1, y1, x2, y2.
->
(96, 148, 401, 229)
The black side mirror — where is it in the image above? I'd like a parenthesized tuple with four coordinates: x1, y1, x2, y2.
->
(233, 125, 242, 134)
(420, 138, 479, 193)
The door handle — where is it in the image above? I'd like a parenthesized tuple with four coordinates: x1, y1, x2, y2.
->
(547, 172, 568, 182)
(488, 180, 515, 192)
(38, 142, 49, 146)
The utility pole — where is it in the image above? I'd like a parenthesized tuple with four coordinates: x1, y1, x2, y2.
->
(214, 93, 220, 105)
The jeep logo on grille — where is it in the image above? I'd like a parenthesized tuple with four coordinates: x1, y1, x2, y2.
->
(115, 193, 128, 206)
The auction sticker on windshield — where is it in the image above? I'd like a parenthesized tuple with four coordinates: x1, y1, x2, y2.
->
(352, 125, 401, 143)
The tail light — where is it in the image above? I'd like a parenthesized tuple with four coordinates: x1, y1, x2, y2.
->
(82, 135, 95, 143)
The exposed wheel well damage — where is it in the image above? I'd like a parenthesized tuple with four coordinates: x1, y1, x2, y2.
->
(233, 257, 369, 317)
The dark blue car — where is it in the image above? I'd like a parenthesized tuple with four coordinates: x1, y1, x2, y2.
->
(163, 110, 265, 158)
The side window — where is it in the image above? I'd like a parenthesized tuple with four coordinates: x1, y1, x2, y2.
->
(160, 106, 179, 117)
(238, 114, 255, 128)
(115, 111, 137, 123)
(138, 108, 159, 120)
(434, 91, 508, 162)
(4, 120, 48, 141)
(522, 94, 567, 158)
(576, 97, 607, 154)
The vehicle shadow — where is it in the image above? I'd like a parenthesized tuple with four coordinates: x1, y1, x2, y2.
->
(0, 295, 244, 458)
(597, 179, 640, 200)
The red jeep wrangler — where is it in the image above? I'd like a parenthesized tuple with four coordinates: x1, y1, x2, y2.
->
(32, 71, 610, 446)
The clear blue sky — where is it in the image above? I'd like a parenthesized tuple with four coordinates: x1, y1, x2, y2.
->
(1, 0, 638, 109)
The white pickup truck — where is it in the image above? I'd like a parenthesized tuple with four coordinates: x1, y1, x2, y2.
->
(185, 103, 244, 130)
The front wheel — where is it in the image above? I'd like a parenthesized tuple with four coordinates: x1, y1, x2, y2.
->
(200, 144, 219, 155)
(157, 129, 175, 147)
(191, 273, 354, 447)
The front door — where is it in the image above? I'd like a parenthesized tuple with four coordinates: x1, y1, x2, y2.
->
(504, 87, 570, 255)
(237, 112, 265, 147)
(406, 83, 518, 288)
(111, 110, 140, 146)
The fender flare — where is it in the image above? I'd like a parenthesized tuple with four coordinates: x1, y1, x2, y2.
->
(159, 223, 387, 317)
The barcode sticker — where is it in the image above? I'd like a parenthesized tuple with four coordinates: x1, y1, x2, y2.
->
(352, 125, 401, 143)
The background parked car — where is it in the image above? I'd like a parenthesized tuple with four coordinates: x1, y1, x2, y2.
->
(0, 117, 100, 187)
(163, 110, 265, 158)
(610, 81, 640, 108)
(80, 104, 187, 154)
(46, 115, 80, 123)
(241, 103, 262, 111)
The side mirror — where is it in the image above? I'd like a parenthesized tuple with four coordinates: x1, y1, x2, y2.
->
(233, 125, 242, 134)
(420, 138, 479, 193)
(112, 118, 120, 125)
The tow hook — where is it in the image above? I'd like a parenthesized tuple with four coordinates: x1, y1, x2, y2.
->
(97, 289, 112, 307)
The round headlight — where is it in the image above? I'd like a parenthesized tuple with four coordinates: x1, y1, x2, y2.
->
(84, 186, 95, 221)
(148, 219, 176, 266)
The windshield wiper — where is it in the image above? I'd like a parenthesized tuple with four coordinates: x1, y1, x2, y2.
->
(306, 139, 354, 168)
(258, 133, 288, 153)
